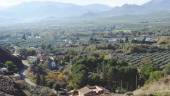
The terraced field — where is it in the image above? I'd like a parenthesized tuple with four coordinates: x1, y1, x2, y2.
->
(112, 50, 170, 68)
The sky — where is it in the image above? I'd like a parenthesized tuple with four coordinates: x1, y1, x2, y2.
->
(0, 0, 151, 8)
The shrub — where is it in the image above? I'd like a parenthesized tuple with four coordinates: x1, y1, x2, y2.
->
(5, 61, 18, 73)
(148, 71, 164, 83)
(163, 64, 170, 75)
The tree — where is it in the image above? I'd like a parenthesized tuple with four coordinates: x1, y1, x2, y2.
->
(34, 65, 46, 86)
(69, 56, 140, 91)
(27, 48, 36, 56)
(69, 64, 88, 89)
(53, 83, 61, 96)
(19, 48, 36, 58)
(96, 59, 138, 91)
(148, 71, 164, 82)
(5, 61, 18, 73)
(140, 64, 156, 81)
(40, 87, 57, 96)
(46, 80, 55, 89)
(88, 72, 101, 85)
(163, 64, 170, 75)
(19, 48, 27, 58)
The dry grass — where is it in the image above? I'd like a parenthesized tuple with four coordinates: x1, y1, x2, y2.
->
(134, 75, 170, 96)
(157, 36, 170, 45)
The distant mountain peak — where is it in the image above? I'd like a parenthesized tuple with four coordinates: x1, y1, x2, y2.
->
(146, 0, 170, 5)
(150, 0, 166, 3)
(0, 0, 169, 24)
(0, 1, 112, 24)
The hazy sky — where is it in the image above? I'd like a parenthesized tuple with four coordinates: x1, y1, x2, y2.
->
(0, 0, 151, 8)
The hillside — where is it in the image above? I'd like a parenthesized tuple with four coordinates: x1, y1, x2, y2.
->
(134, 75, 170, 96)
(0, 75, 26, 96)
(0, 47, 24, 72)
(99, 0, 170, 17)
(0, 2, 112, 24)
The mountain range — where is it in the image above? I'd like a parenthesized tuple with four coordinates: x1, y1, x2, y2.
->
(0, 0, 169, 24)
(101, 0, 170, 17)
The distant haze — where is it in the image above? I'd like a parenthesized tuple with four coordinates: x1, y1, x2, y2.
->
(0, 0, 169, 25)
(0, 0, 151, 8)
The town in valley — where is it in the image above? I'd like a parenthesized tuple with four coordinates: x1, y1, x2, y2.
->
(0, 0, 170, 96)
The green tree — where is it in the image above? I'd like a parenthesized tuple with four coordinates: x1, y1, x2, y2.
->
(5, 61, 18, 73)
(19, 48, 27, 58)
(88, 72, 101, 85)
(53, 83, 61, 96)
(140, 64, 156, 81)
(69, 64, 88, 89)
(163, 64, 170, 75)
(46, 80, 55, 89)
(148, 71, 164, 82)
(34, 65, 46, 86)
(27, 48, 36, 56)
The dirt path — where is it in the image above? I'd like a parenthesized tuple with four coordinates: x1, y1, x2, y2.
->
(22, 60, 36, 86)
(22, 60, 57, 94)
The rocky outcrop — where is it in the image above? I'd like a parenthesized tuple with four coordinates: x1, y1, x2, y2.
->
(0, 91, 14, 96)
(0, 75, 26, 96)
(0, 47, 24, 72)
